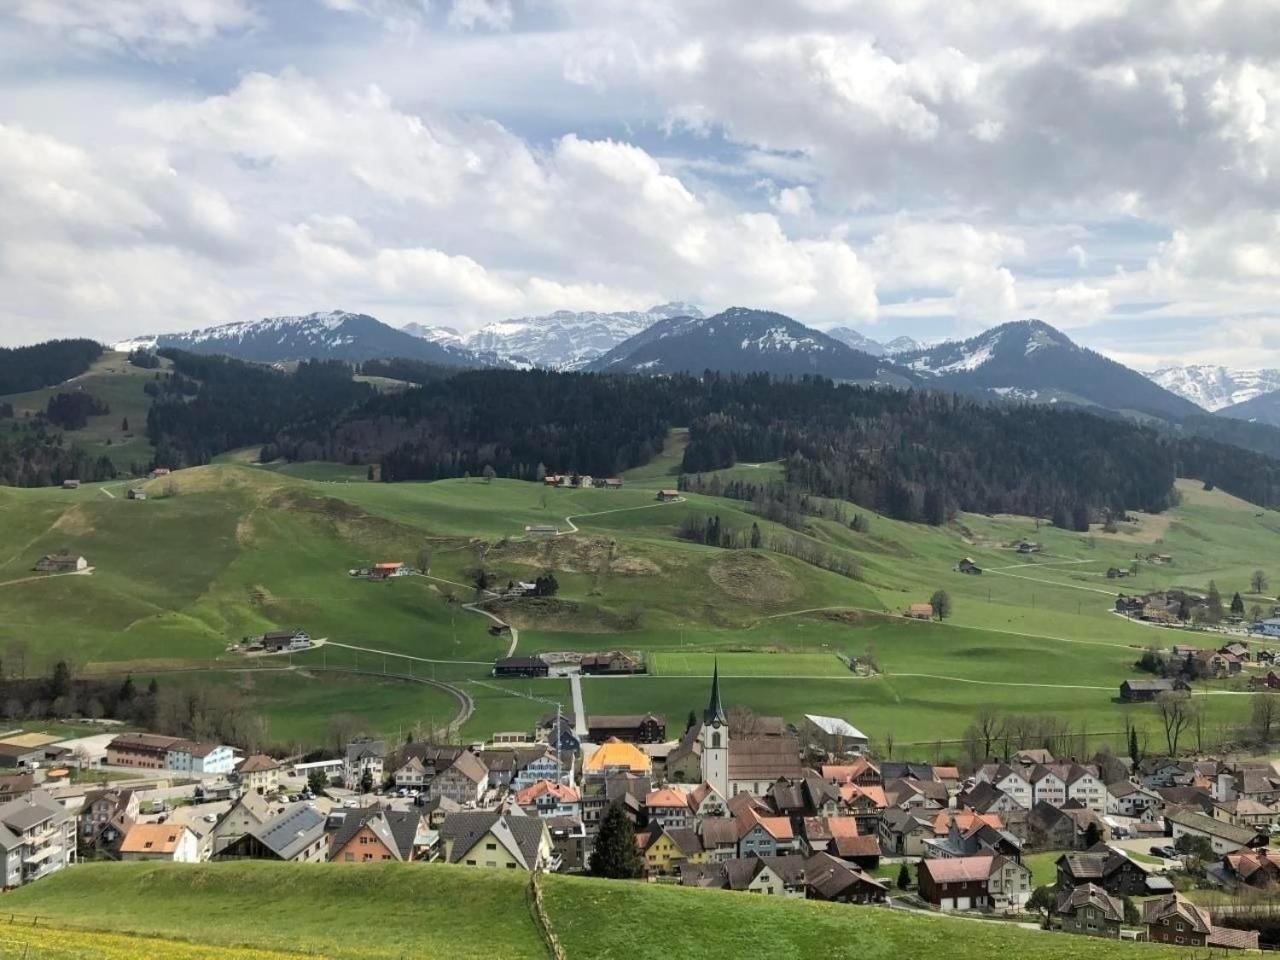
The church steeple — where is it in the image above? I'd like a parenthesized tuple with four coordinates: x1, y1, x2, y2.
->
(703, 660, 727, 726)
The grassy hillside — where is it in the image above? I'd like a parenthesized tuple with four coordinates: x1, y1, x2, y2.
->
(0, 450, 1274, 755)
(2, 862, 1194, 960)
(0, 351, 168, 469)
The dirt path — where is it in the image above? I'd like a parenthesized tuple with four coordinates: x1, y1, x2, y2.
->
(322, 640, 492, 666)
(560, 495, 684, 534)
(0, 568, 95, 589)
(984, 565, 1118, 597)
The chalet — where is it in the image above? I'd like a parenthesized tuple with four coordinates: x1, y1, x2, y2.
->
(1115, 595, 1145, 616)
(586, 714, 665, 744)
(602, 478, 623, 489)
(1223, 847, 1280, 889)
(126, 488, 147, 501)
(905, 603, 934, 621)
(656, 489, 680, 502)
(1222, 642, 1250, 660)
(440, 811, 552, 871)
(259, 630, 310, 652)
(370, 562, 407, 579)
(493, 655, 549, 678)
(802, 714, 869, 757)
(1056, 847, 1152, 897)
(1015, 540, 1040, 554)
(1055, 883, 1123, 938)
(918, 855, 1031, 912)
(34, 553, 87, 574)
(1143, 894, 1259, 950)
(804, 851, 888, 904)
(1119, 678, 1189, 702)
(329, 807, 429, 863)
(954, 557, 982, 575)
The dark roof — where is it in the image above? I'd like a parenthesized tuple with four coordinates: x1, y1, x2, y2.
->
(586, 714, 665, 728)
(1056, 883, 1122, 922)
(728, 737, 803, 780)
(959, 781, 1009, 813)
(440, 812, 546, 868)
(495, 656, 547, 670)
(704, 662, 727, 726)
(252, 803, 326, 860)
(880, 762, 935, 782)
(804, 851, 887, 900)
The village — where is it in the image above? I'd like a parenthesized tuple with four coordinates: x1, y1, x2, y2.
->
(0, 668, 1273, 951)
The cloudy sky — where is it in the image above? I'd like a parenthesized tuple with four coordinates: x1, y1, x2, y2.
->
(2, 0, 1279, 369)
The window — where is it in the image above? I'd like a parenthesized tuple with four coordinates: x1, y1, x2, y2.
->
(486, 842, 497, 850)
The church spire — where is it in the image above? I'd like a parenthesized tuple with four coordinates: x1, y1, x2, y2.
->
(704, 660, 727, 725)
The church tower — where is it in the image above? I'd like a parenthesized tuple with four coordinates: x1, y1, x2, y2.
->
(700, 661, 729, 796)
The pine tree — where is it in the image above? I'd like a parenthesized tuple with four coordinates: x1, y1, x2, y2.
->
(750, 522, 762, 549)
(1207, 580, 1223, 622)
(118, 674, 136, 702)
(359, 767, 374, 795)
(589, 802, 643, 879)
(1231, 592, 1245, 617)
(1128, 724, 1140, 764)
(896, 862, 911, 889)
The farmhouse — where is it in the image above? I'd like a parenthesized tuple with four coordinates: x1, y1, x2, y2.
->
(579, 651, 644, 675)
(370, 562, 407, 579)
(1165, 808, 1266, 855)
(1055, 883, 1123, 938)
(905, 603, 934, 620)
(656, 489, 679, 502)
(1056, 847, 1151, 897)
(524, 525, 559, 538)
(1143, 893, 1258, 950)
(493, 656, 549, 678)
(1223, 847, 1280, 889)
(258, 630, 310, 652)
(802, 714, 869, 757)
(126, 487, 146, 501)
(238, 754, 281, 795)
(1119, 678, 1189, 702)
(107, 733, 180, 770)
(34, 553, 87, 573)
(918, 855, 1031, 912)
(586, 714, 665, 744)
(954, 557, 982, 575)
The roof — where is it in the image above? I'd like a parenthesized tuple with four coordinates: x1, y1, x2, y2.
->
(251, 803, 327, 860)
(664, 827, 703, 858)
(329, 806, 420, 861)
(0, 733, 61, 750)
(120, 823, 191, 855)
(169, 740, 225, 758)
(345, 739, 387, 762)
(443, 751, 488, 785)
(1056, 883, 1122, 922)
(109, 733, 181, 752)
(516, 780, 579, 805)
(703, 662, 727, 726)
(1208, 927, 1261, 950)
(699, 818, 738, 846)
(738, 808, 793, 841)
(908, 603, 934, 616)
(1142, 894, 1211, 934)
(727, 736, 803, 780)
(0, 791, 69, 833)
(587, 714, 665, 729)
(583, 738, 652, 775)
(238, 754, 280, 774)
(803, 715, 867, 739)
(820, 758, 879, 783)
(1166, 808, 1261, 845)
(831, 835, 881, 859)
(441, 812, 547, 869)
(645, 787, 688, 809)
(921, 855, 996, 884)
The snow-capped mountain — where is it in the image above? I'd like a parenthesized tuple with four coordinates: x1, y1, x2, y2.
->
(402, 302, 703, 370)
(896, 319, 1200, 420)
(116, 311, 493, 367)
(1146, 365, 1280, 412)
(584, 307, 917, 384)
(824, 328, 922, 356)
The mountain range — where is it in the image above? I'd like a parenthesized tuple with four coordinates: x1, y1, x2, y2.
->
(116, 311, 491, 368)
(1146, 365, 1280, 413)
(402, 303, 703, 370)
(824, 327, 922, 356)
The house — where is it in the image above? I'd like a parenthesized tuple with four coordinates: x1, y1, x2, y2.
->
(370, 561, 407, 579)
(524, 524, 559, 538)
(639, 827, 705, 876)
(1166, 808, 1266, 855)
(975, 763, 1033, 809)
(878, 809, 937, 857)
(516, 780, 581, 819)
(586, 714, 665, 744)
(1115, 595, 1146, 616)
(1055, 883, 1123, 938)
(77, 787, 139, 850)
(393, 757, 429, 790)
(1119, 678, 1190, 702)
(343, 739, 386, 791)
(656, 489, 679, 502)
(165, 740, 235, 775)
(955, 557, 983, 575)
(119, 823, 200, 863)
(509, 746, 573, 791)
(215, 803, 328, 863)
(33, 552, 87, 574)
(698, 818, 739, 862)
(106, 733, 181, 770)
(428, 751, 488, 805)
(579, 651, 644, 675)
(582, 738, 652, 778)
(238, 754, 281, 795)
(440, 812, 553, 871)
(804, 851, 888, 903)
(1026, 802, 1076, 850)
(545, 816, 587, 871)
(802, 714, 868, 757)
(957, 781, 1023, 817)
(646, 787, 691, 831)
(0, 790, 77, 886)
(61, 479, 80, 490)
(126, 487, 147, 501)
(1056, 847, 1152, 897)
(329, 807, 429, 863)
(258, 630, 310, 652)
(926, 814, 1021, 863)
(918, 855, 1030, 912)
(1253, 618, 1280, 639)
(1143, 893, 1260, 950)
(1223, 847, 1280, 889)
(602, 478, 623, 489)
(209, 791, 276, 855)
(736, 807, 798, 858)
(149, 467, 171, 479)
(687, 782, 729, 820)
(1016, 540, 1040, 554)
(681, 855, 808, 898)
(1029, 764, 1067, 807)
(493, 656, 549, 678)
(905, 603, 935, 620)
(1105, 779, 1161, 817)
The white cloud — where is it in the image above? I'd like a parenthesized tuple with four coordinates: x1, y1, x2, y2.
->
(9, 0, 257, 53)
(448, 0, 514, 31)
(771, 185, 814, 218)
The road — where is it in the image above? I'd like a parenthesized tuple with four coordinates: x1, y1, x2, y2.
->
(560, 495, 684, 534)
(569, 674, 588, 735)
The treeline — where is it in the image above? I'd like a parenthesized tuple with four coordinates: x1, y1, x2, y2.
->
(0, 427, 117, 486)
(0, 339, 101, 395)
(0, 662, 158, 729)
(679, 473, 870, 533)
(358, 358, 457, 385)
(676, 512, 860, 579)
(147, 351, 374, 467)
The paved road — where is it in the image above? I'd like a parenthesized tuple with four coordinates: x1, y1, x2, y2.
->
(569, 674, 587, 735)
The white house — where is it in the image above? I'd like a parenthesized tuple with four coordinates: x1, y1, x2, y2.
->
(1253, 618, 1280, 639)
(803, 714, 869, 757)
(1106, 780, 1161, 817)
(343, 739, 387, 791)
(1064, 766, 1106, 813)
(1030, 766, 1066, 807)
(166, 741, 236, 775)
(977, 764, 1032, 809)
(120, 823, 201, 863)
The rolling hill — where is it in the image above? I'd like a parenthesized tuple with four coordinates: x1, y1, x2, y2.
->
(2, 861, 1195, 960)
(585, 307, 917, 384)
(896, 320, 1201, 420)
(1219, 387, 1280, 427)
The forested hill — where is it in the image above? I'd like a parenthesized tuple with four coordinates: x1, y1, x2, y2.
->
(0, 339, 102, 394)
(138, 356, 1280, 524)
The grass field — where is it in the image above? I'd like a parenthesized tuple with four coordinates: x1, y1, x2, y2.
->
(0, 448, 1272, 755)
(1, 862, 1196, 960)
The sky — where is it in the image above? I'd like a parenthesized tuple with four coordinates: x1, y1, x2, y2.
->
(2, 0, 1280, 370)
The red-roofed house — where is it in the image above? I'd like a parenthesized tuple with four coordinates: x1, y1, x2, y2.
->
(737, 809, 797, 858)
(515, 780, 581, 819)
(646, 788, 691, 831)
(919, 855, 1031, 912)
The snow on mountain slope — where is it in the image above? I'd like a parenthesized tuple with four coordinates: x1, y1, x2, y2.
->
(824, 328, 922, 357)
(1146, 365, 1280, 412)
(402, 302, 703, 370)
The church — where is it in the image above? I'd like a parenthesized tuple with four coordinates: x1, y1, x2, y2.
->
(667, 664, 804, 796)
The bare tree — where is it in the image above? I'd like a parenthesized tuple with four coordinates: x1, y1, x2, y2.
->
(1252, 570, 1269, 595)
(1156, 692, 1193, 755)
(1253, 694, 1279, 745)
(973, 708, 1005, 760)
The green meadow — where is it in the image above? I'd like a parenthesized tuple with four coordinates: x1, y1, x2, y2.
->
(0, 414, 1273, 754)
